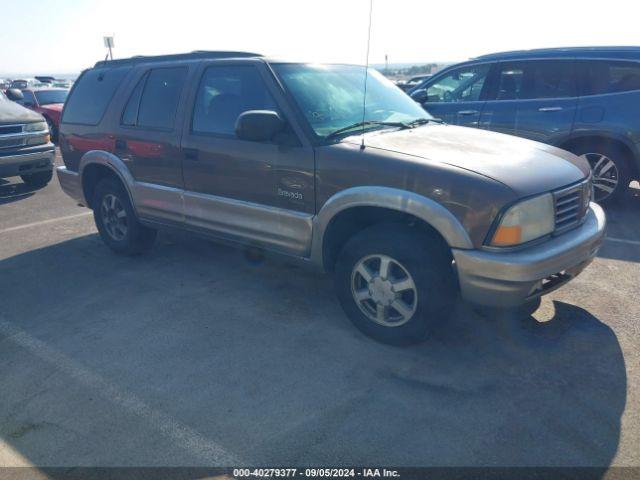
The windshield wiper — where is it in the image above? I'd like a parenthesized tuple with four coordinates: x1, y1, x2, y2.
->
(407, 117, 444, 126)
(325, 120, 410, 140)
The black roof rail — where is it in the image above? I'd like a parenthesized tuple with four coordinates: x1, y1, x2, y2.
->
(93, 50, 262, 68)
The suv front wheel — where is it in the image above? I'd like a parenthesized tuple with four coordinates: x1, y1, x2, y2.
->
(93, 177, 157, 255)
(334, 224, 456, 345)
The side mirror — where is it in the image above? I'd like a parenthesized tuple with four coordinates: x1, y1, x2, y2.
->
(6, 88, 24, 101)
(236, 110, 285, 142)
(410, 89, 428, 104)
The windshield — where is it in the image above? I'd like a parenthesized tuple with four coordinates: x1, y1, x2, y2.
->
(273, 64, 430, 139)
(34, 89, 68, 105)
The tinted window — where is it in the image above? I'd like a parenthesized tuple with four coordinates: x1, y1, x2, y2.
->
(121, 73, 147, 126)
(192, 65, 277, 136)
(137, 68, 187, 130)
(21, 90, 37, 105)
(425, 64, 490, 103)
(34, 89, 68, 105)
(62, 66, 131, 125)
(492, 61, 576, 100)
(579, 60, 640, 95)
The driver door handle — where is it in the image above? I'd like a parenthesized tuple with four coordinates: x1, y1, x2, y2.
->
(458, 110, 479, 116)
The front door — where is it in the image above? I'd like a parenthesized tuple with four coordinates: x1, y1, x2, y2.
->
(479, 60, 578, 144)
(417, 63, 492, 127)
(180, 62, 315, 256)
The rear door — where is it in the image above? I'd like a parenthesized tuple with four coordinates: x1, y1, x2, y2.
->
(113, 65, 191, 223)
(179, 61, 315, 256)
(479, 60, 578, 143)
(416, 63, 492, 127)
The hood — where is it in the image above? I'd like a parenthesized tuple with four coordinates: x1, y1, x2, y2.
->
(0, 98, 45, 125)
(40, 103, 63, 121)
(40, 103, 63, 113)
(357, 124, 590, 197)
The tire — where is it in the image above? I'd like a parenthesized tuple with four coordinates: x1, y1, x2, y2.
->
(334, 223, 456, 345)
(570, 142, 632, 204)
(92, 177, 157, 255)
(21, 170, 53, 188)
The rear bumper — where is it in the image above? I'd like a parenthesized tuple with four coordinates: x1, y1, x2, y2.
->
(453, 203, 606, 307)
(0, 148, 55, 178)
(56, 166, 85, 205)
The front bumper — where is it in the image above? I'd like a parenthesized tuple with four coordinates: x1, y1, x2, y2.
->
(0, 148, 55, 178)
(56, 166, 85, 205)
(453, 203, 606, 307)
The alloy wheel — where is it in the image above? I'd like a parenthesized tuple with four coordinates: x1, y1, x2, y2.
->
(101, 194, 128, 241)
(581, 152, 619, 201)
(350, 254, 418, 327)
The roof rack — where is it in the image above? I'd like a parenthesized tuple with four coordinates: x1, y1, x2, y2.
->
(94, 50, 262, 68)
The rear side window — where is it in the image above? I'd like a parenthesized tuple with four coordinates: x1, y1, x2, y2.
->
(121, 73, 148, 126)
(136, 67, 187, 130)
(492, 61, 576, 100)
(579, 60, 640, 96)
(62, 66, 131, 125)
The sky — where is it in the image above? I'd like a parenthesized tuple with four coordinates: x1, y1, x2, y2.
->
(1, 0, 639, 76)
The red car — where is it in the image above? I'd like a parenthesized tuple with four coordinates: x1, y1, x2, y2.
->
(18, 88, 68, 142)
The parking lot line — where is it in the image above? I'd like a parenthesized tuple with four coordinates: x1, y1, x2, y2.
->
(0, 320, 242, 465)
(605, 236, 640, 247)
(0, 212, 92, 234)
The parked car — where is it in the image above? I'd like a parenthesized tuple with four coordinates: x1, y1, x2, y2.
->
(9, 79, 32, 90)
(409, 46, 640, 203)
(57, 51, 604, 345)
(396, 74, 432, 92)
(8, 87, 69, 142)
(0, 90, 55, 187)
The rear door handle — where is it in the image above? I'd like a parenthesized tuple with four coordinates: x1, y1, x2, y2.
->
(183, 148, 199, 160)
(538, 107, 563, 112)
(458, 110, 479, 116)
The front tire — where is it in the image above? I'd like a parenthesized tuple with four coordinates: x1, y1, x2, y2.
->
(21, 170, 53, 188)
(334, 224, 456, 345)
(571, 143, 632, 204)
(92, 177, 157, 255)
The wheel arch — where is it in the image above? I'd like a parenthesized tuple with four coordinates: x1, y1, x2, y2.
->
(559, 133, 640, 179)
(79, 151, 136, 210)
(311, 187, 473, 271)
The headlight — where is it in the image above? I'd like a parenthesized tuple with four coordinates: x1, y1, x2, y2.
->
(24, 121, 48, 132)
(490, 193, 555, 247)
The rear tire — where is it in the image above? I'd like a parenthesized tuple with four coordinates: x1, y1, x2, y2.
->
(570, 142, 632, 204)
(334, 223, 456, 345)
(21, 170, 53, 188)
(92, 177, 157, 255)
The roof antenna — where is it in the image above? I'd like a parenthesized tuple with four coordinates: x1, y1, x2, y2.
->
(360, 0, 374, 151)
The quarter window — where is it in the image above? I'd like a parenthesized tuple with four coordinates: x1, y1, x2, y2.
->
(62, 66, 131, 125)
(121, 73, 148, 126)
(192, 65, 278, 137)
(425, 65, 490, 103)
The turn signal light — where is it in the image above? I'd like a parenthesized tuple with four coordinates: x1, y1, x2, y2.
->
(492, 225, 522, 246)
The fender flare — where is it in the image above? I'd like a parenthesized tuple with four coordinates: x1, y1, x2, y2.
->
(310, 186, 473, 268)
(78, 150, 137, 211)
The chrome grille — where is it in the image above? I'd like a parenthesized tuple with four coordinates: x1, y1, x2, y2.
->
(553, 178, 591, 234)
(0, 124, 23, 136)
(0, 137, 26, 149)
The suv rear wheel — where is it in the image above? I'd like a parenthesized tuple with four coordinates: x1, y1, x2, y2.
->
(93, 177, 157, 255)
(571, 143, 631, 204)
(334, 224, 456, 345)
(21, 170, 53, 188)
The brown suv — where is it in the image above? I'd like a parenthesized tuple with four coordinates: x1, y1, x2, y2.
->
(57, 51, 606, 344)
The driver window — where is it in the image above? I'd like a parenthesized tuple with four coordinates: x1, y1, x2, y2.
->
(426, 65, 490, 103)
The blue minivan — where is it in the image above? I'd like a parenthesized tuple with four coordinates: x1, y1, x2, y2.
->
(409, 47, 640, 203)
